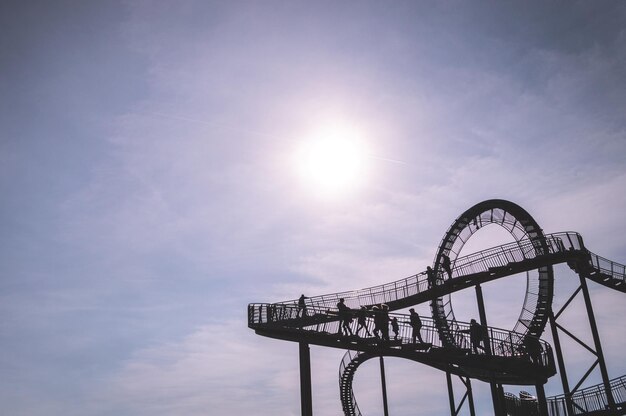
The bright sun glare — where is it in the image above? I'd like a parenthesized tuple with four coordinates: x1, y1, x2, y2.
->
(295, 124, 368, 196)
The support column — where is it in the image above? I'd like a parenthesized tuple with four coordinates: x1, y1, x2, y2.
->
(535, 383, 549, 416)
(579, 275, 616, 411)
(476, 285, 504, 415)
(475, 284, 491, 355)
(379, 356, 389, 416)
(465, 378, 476, 416)
(299, 342, 313, 416)
(549, 311, 574, 415)
(446, 371, 455, 415)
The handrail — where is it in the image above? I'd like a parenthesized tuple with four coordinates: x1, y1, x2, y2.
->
(249, 303, 555, 371)
(587, 252, 626, 282)
(271, 232, 585, 312)
(505, 375, 626, 415)
(545, 375, 626, 415)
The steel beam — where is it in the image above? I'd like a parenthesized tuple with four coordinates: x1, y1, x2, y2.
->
(299, 342, 313, 416)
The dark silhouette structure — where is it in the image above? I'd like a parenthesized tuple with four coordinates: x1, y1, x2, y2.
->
(248, 199, 626, 416)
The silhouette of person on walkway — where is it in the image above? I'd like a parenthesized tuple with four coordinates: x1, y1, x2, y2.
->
(337, 298, 353, 336)
(297, 294, 308, 318)
(379, 304, 391, 341)
(427, 266, 437, 289)
(356, 306, 371, 337)
(391, 317, 399, 340)
(372, 305, 390, 341)
(441, 254, 452, 279)
(409, 308, 424, 343)
(372, 306, 382, 338)
(464, 319, 486, 354)
(522, 335, 542, 365)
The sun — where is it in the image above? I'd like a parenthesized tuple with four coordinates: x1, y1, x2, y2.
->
(295, 123, 368, 196)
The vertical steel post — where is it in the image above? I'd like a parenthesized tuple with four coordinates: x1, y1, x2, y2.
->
(579, 275, 616, 411)
(299, 342, 313, 416)
(379, 356, 389, 416)
(535, 383, 549, 416)
(548, 311, 574, 415)
(475, 284, 491, 355)
(475, 284, 505, 415)
(465, 377, 476, 416)
(446, 371, 455, 415)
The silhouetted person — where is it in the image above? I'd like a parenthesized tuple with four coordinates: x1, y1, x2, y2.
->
(297, 294, 308, 318)
(337, 298, 353, 336)
(356, 306, 371, 337)
(409, 308, 424, 343)
(441, 254, 452, 279)
(522, 335, 542, 365)
(390, 317, 399, 340)
(372, 306, 382, 338)
(427, 266, 437, 289)
(380, 304, 391, 341)
(464, 319, 485, 354)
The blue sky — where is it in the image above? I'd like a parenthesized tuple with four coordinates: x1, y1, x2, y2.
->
(1, 1, 626, 415)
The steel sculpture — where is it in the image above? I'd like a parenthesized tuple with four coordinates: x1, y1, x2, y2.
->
(248, 199, 626, 415)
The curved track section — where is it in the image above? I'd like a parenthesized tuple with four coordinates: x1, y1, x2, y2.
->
(251, 304, 556, 383)
(339, 350, 369, 416)
(431, 199, 553, 348)
(247, 200, 626, 415)
(504, 375, 626, 415)
(337, 323, 556, 416)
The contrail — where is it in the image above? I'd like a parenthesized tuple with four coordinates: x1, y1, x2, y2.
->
(367, 154, 409, 165)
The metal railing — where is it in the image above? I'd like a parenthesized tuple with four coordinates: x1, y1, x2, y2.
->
(545, 375, 626, 415)
(271, 232, 585, 313)
(504, 375, 626, 415)
(248, 303, 555, 371)
(588, 252, 626, 283)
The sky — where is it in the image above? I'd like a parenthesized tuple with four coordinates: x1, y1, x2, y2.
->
(1, 1, 626, 415)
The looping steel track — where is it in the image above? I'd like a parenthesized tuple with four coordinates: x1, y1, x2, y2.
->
(247, 200, 626, 415)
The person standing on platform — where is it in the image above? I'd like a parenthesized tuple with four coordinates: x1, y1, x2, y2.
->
(391, 317, 399, 340)
(337, 298, 353, 336)
(380, 304, 391, 341)
(441, 254, 452, 279)
(356, 306, 371, 337)
(297, 294, 308, 318)
(372, 306, 382, 338)
(409, 308, 424, 343)
(465, 319, 485, 354)
(427, 266, 437, 289)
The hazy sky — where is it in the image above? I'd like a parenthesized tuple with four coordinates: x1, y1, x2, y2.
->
(2, 1, 626, 415)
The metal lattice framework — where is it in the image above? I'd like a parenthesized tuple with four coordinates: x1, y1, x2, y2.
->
(247, 199, 626, 416)
(431, 199, 554, 349)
